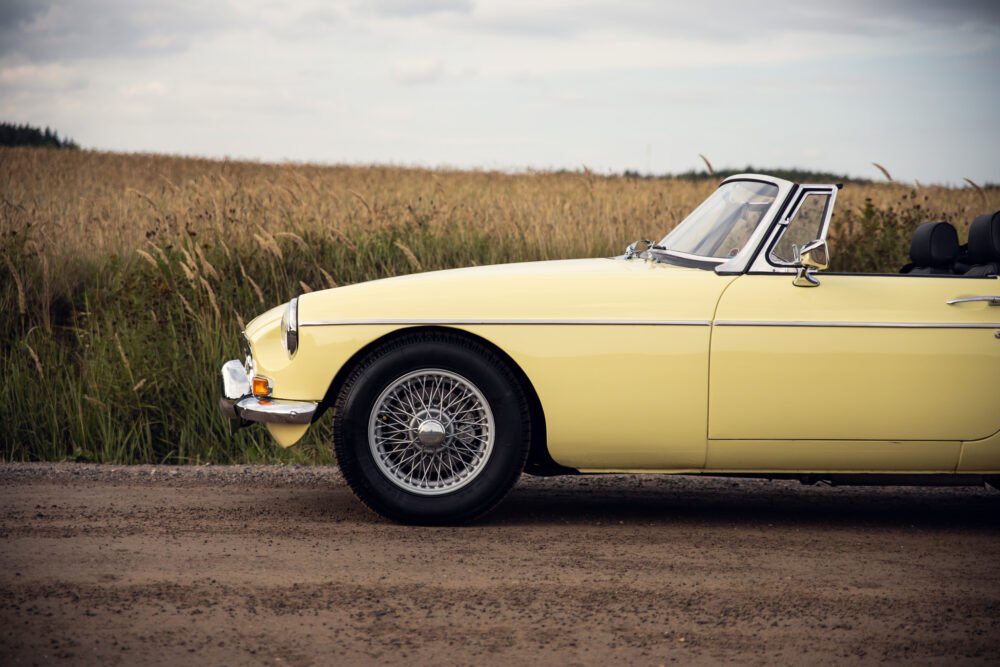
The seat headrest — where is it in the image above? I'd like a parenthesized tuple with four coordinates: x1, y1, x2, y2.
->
(968, 211, 1000, 264)
(910, 221, 958, 268)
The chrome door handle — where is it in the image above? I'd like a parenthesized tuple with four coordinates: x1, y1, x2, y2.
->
(946, 296, 1000, 306)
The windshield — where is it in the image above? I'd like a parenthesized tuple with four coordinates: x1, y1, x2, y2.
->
(658, 181, 779, 260)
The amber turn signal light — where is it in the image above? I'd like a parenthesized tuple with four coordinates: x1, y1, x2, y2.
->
(252, 376, 272, 397)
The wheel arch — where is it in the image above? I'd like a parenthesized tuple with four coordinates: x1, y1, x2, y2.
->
(316, 325, 575, 476)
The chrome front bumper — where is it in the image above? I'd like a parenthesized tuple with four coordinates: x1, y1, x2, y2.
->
(219, 359, 318, 433)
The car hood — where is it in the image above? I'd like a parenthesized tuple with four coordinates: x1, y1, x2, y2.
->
(296, 258, 731, 324)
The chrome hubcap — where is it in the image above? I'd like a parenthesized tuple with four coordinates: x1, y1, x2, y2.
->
(416, 419, 447, 451)
(368, 369, 495, 496)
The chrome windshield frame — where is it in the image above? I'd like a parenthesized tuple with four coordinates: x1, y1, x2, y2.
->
(650, 247, 727, 269)
(708, 174, 797, 275)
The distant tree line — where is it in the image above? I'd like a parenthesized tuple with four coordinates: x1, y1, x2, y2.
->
(622, 166, 869, 184)
(0, 122, 79, 149)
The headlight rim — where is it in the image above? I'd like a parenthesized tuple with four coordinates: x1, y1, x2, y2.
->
(241, 333, 255, 375)
(281, 296, 300, 358)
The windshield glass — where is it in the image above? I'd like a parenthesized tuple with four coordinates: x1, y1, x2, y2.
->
(658, 181, 779, 260)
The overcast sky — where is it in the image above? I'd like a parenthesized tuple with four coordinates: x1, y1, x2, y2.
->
(2, 0, 999, 183)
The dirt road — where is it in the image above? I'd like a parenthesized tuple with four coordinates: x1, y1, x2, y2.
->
(1, 464, 998, 665)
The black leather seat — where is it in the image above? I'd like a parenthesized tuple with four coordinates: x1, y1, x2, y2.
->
(901, 221, 959, 275)
(964, 211, 1000, 277)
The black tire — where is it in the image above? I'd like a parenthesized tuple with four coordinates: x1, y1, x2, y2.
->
(332, 331, 531, 524)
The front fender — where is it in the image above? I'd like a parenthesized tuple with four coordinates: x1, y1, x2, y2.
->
(244, 302, 401, 447)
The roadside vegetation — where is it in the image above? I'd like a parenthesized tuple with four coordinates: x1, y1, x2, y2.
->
(0, 148, 995, 463)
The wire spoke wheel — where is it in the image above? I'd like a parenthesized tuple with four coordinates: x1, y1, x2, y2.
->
(334, 332, 530, 523)
(368, 369, 495, 496)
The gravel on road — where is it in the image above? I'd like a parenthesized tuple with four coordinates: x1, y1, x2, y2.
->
(1, 463, 998, 665)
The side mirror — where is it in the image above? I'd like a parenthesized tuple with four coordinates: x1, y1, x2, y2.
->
(793, 240, 829, 288)
(624, 239, 652, 260)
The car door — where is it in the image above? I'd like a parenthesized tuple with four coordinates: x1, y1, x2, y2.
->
(707, 191, 1000, 472)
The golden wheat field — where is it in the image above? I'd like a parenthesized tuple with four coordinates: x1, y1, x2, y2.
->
(0, 147, 996, 463)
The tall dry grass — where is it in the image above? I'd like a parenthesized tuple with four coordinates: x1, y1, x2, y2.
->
(0, 147, 995, 462)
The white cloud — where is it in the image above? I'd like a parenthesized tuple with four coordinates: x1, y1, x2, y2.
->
(392, 59, 444, 84)
(0, 0, 998, 182)
(0, 62, 81, 89)
(122, 81, 167, 97)
(0, 0, 243, 61)
(357, 0, 473, 18)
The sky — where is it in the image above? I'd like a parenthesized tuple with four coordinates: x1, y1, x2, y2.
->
(1, 0, 999, 184)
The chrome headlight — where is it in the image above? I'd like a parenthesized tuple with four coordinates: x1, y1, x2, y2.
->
(280, 296, 299, 358)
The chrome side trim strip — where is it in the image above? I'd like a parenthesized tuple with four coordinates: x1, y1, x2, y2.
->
(300, 318, 999, 330)
(300, 318, 712, 327)
(714, 320, 999, 330)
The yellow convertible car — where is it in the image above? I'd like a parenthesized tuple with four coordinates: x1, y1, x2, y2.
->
(220, 174, 1000, 523)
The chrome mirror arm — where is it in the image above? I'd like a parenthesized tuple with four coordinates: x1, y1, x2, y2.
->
(793, 267, 821, 287)
(792, 240, 830, 288)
